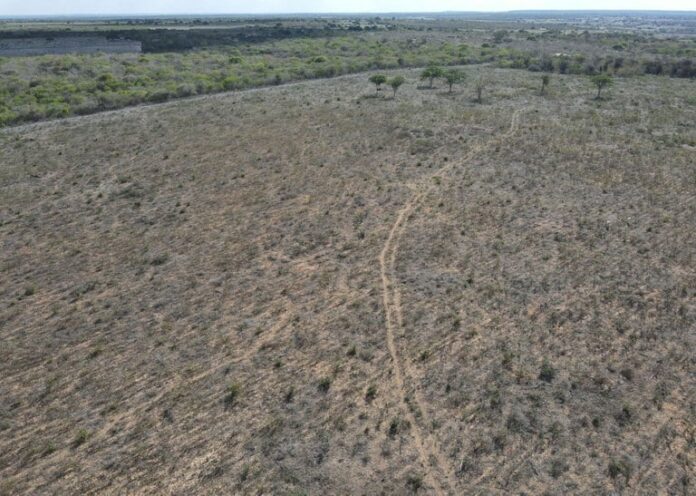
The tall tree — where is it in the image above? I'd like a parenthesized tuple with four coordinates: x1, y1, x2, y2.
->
(591, 74, 613, 99)
(389, 75, 405, 98)
(420, 65, 444, 88)
(443, 69, 465, 93)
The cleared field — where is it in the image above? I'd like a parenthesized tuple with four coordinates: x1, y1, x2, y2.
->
(1, 67, 694, 495)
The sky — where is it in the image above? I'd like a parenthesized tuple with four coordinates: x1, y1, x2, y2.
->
(1, 0, 694, 16)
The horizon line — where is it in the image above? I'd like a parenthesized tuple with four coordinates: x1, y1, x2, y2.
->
(2, 9, 696, 19)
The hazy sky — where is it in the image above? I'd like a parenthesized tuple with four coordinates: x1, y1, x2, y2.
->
(2, 0, 694, 16)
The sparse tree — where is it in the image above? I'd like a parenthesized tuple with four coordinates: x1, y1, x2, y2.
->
(591, 73, 613, 99)
(369, 74, 387, 94)
(443, 69, 465, 93)
(421, 65, 444, 88)
(540, 74, 550, 95)
(389, 75, 405, 98)
(474, 76, 488, 103)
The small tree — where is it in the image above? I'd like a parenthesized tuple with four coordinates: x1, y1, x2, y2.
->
(443, 69, 465, 93)
(540, 74, 550, 95)
(493, 30, 508, 43)
(591, 74, 613, 99)
(369, 74, 387, 94)
(474, 76, 488, 103)
(389, 75, 405, 98)
(421, 65, 444, 88)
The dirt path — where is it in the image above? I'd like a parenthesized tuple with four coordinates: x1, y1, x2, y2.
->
(378, 108, 524, 494)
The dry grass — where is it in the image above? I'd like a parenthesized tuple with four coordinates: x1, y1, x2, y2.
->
(1, 67, 694, 495)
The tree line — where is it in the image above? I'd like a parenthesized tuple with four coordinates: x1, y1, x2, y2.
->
(368, 64, 616, 101)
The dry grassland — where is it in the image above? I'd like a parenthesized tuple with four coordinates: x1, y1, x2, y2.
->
(1, 67, 694, 495)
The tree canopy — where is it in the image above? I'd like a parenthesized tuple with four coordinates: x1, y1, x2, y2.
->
(420, 65, 444, 88)
(591, 74, 613, 98)
(443, 69, 465, 93)
(389, 75, 405, 97)
(368, 74, 387, 93)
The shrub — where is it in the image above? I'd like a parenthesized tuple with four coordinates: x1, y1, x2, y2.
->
(539, 359, 556, 382)
(146, 89, 172, 103)
(222, 76, 242, 91)
(365, 385, 377, 402)
(558, 57, 570, 74)
(175, 84, 197, 97)
(72, 429, 90, 448)
(0, 110, 18, 126)
(406, 474, 424, 493)
(474, 76, 488, 103)
(540, 74, 550, 95)
(284, 387, 294, 403)
(317, 377, 331, 392)
(224, 382, 241, 407)
(608, 459, 632, 485)
(388, 417, 400, 437)
(549, 459, 569, 478)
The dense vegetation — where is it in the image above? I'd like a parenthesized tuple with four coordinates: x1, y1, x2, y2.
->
(0, 35, 478, 126)
(0, 23, 694, 127)
(0, 26, 337, 52)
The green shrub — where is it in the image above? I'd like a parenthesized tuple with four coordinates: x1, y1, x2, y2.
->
(72, 429, 90, 448)
(317, 377, 331, 393)
(146, 89, 172, 103)
(539, 359, 556, 382)
(224, 382, 241, 407)
(365, 385, 377, 402)
(222, 76, 242, 91)
(608, 459, 632, 485)
(0, 109, 18, 126)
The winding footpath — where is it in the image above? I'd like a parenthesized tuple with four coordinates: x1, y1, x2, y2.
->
(378, 108, 525, 495)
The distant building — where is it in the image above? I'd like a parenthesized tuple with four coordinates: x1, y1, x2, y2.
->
(0, 37, 142, 56)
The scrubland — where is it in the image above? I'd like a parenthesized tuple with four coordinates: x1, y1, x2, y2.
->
(0, 66, 694, 495)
